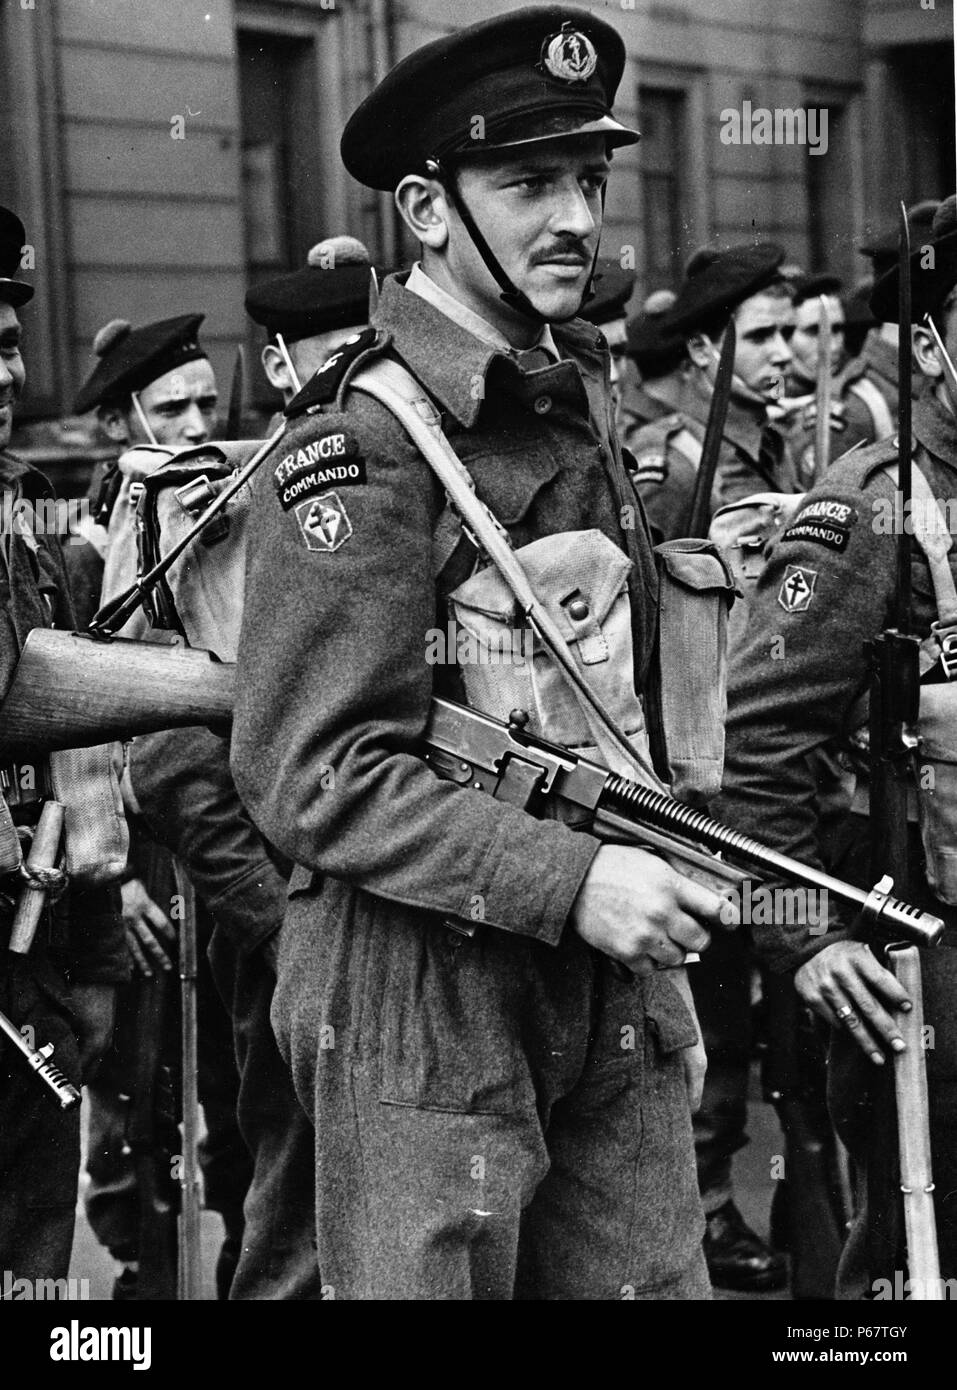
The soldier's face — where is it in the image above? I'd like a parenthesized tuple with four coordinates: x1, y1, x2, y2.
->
(0, 301, 25, 451)
(791, 294, 845, 380)
(727, 292, 795, 404)
(133, 358, 218, 447)
(449, 134, 610, 331)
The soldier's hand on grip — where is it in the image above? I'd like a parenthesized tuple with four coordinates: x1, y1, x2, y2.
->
(571, 844, 728, 976)
(794, 939, 912, 1064)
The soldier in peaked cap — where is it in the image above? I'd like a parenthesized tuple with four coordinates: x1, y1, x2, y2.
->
(246, 235, 377, 408)
(628, 242, 799, 543)
(0, 206, 125, 1283)
(231, 5, 728, 1300)
(716, 195, 957, 1294)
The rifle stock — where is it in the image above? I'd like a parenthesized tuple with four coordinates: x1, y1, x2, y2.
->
(0, 630, 235, 761)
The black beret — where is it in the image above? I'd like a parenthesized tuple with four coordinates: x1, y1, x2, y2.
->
(626, 291, 686, 373)
(842, 282, 877, 333)
(75, 313, 207, 414)
(0, 206, 33, 308)
(666, 242, 788, 335)
(581, 262, 636, 326)
(246, 236, 376, 342)
(870, 195, 957, 324)
(791, 272, 842, 308)
(341, 5, 638, 192)
(859, 200, 941, 282)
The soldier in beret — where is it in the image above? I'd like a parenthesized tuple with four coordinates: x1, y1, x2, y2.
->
(619, 288, 688, 443)
(67, 315, 219, 628)
(232, 5, 726, 1300)
(578, 259, 635, 424)
(75, 314, 219, 453)
(781, 273, 850, 485)
(628, 242, 799, 542)
(716, 194, 957, 1293)
(246, 235, 377, 412)
(0, 206, 125, 1283)
(73, 318, 256, 1299)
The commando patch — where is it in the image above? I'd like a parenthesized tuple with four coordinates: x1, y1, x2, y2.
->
(778, 564, 818, 614)
(273, 431, 365, 510)
(294, 491, 354, 553)
(780, 498, 857, 554)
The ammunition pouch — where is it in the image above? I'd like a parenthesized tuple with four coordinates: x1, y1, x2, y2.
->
(48, 744, 128, 887)
(448, 528, 663, 788)
(654, 539, 737, 802)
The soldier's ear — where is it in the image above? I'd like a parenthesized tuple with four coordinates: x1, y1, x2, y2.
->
(261, 343, 292, 394)
(912, 323, 943, 383)
(97, 404, 131, 445)
(686, 333, 713, 371)
(395, 174, 449, 251)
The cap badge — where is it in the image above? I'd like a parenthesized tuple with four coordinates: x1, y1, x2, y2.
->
(541, 24, 598, 84)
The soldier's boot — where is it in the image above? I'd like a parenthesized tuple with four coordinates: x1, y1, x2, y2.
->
(703, 1200, 788, 1292)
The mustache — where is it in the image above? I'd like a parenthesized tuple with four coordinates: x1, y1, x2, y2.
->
(531, 240, 591, 266)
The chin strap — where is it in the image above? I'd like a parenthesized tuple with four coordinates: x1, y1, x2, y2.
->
(429, 159, 603, 326)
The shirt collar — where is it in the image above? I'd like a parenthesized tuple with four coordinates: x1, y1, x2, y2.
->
(405, 262, 560, 363)
(679, 370, 767, 460)
(914, 388, 957, 466)
(373, 271, 602, 428)
(863, 330, 898, 386)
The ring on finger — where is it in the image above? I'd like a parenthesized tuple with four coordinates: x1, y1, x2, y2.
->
(836, 1004, 854, 1021)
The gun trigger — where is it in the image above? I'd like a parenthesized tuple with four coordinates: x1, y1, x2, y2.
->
(423, 749, 474, 785)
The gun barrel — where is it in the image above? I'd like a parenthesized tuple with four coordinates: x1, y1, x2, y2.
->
(601, 774, 944, 949)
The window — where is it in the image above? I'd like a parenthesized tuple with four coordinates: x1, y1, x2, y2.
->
(638, 86, 688, 291)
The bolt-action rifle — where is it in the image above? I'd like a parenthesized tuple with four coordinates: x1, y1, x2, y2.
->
(863, 205, 941, 1297)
